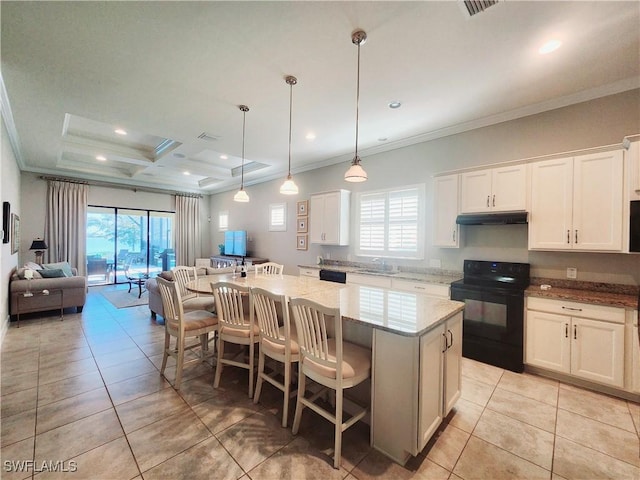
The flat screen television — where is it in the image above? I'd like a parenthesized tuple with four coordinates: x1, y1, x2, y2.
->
(224, 230, 247, 256)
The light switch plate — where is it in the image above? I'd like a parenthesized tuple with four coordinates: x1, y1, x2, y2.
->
(566, 267, 577, 279)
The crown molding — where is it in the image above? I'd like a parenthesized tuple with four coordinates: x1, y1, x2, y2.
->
(0, 71, 25, 168)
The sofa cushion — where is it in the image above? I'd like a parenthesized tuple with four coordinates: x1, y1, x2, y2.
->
(42, 261, 74, 277)
(39, 268, 67, 278)
(24, 261, 43, 271)
(159, 271, 174, 281)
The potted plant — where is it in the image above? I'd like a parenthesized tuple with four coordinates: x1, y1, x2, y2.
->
(218, 243, 225, 255)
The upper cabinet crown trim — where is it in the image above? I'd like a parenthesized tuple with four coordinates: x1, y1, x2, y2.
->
(433, 137, 635, 178)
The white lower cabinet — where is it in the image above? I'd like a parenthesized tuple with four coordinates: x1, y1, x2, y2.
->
(298, 267, 319, 278)
(372, 312, 462, 465)
(391, 278, 450, 298)
(346, 273, 392, 288)
(526, 297, 625, 388)
(631, 311, 640, 394)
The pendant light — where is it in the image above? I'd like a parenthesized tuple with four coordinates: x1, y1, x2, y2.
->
(345, 29, 368, 183)
(280, 75, 299, 195)
(233, 105, 250, 203)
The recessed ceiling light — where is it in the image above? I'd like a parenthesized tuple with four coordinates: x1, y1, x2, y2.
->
(96, 155, 106, 161)
(388, 101, 402, 109)
(183, 171, 190, 176)
(114, 128, 127, 135)
(539, 40, 562, 55)
(220, 154, 228, 160)
(305, 132, 316, 141)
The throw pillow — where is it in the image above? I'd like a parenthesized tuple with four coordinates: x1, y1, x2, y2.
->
(39, 268, 66, 278)
(24, 261, 43, 270)
(16, 267, 43, 279)
(42, 261, 74, 277)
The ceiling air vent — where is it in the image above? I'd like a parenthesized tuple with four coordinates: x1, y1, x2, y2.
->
(197, 132, 220, 142)
(231, 161, 269, 177)
(460, 0, 498, 17)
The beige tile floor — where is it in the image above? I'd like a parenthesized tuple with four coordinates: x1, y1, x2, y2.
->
(1, 285, 639, 479)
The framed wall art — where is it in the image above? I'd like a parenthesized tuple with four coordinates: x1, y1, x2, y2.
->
(296, 234, 308, 250)
(11, 213, 20, 254)
(297, 216, 308, 233)
(297, 200, 308, 216)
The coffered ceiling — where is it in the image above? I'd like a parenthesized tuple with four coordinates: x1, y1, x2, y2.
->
(1, 1, 639, 194)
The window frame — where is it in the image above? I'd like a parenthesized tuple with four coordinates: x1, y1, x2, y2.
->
(218, 210, 229, 232)
(268, 203, 287, 232)
(355, 183, 425, 259)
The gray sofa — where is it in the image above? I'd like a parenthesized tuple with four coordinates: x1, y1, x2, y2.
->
(10, 266, 87, 318)
(146, 266, 234, 319)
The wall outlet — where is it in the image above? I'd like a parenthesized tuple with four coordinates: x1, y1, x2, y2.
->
(566, 267, 577, 279)
(429, 258, 442, 268)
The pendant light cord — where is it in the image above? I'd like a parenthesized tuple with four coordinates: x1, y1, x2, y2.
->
(354, 40, 361, 161)
(288, 81, 293, 178)
(241, 109, 246, 188)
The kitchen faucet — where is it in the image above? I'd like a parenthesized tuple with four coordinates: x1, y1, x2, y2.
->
(372, 257, 386, 270)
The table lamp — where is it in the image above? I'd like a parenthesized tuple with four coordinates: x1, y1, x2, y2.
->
(30, 238, 48, 264)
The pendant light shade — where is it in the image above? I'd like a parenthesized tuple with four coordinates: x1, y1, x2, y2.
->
(233, 188, 250, 202)
(345, 29, 368, 183)
(280, 75, 299, 195)
(234, 105, 250, 203)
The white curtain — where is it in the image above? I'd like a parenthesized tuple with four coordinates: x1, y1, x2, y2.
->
(45, 180, 88, 275)
(175, 195, 201, 266)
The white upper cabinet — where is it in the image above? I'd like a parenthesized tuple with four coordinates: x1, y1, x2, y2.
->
(433, 174, 459, 248)
(309, 190, 350, 245)
(529, 150, 623, 251)
(460, 165, 527, 213)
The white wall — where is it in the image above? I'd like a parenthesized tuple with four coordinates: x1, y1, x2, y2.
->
(209, 89, 640, 285)
(1, 116, 22, 341)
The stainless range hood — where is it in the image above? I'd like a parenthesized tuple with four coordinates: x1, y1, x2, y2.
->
(456, 212, 528, 225)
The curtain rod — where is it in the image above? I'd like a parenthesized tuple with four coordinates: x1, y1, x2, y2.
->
(39, 175, 203, 198)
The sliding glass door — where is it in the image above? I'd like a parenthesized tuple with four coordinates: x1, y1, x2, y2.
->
(86, 206, 174, 286)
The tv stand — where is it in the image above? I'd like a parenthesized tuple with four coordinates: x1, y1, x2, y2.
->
(211, 255, 269, 268)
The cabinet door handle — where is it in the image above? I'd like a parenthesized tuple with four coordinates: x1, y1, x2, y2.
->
(575, 230, 578, 244)
(492, 194, 496, 207)
(567, 230, 570, 244)
(442, 333, 448, 353)
(573, 325, 577, 340)
(486, 195, 490, 207)
(448, 329, 454, 348)
(562, 306, 583, 312)
(453, 229, 456, 242)
(565, 323, 569, 338)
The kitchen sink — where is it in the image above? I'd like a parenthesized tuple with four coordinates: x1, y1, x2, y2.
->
(358, 269, 398, 276)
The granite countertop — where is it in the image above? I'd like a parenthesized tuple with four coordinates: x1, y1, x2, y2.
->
(194, 273, 464, 336)
(526, 278, 639, 309)
(298, 264, 462, 286)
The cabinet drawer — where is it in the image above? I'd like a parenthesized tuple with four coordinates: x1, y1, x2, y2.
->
(298, 268, 319, 278)
(527, 297, 625, 324)
(347, 273, 392, 288)
(392, 279, 450, 298)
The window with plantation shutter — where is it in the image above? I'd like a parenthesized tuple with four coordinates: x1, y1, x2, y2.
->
(356, 185, 424, 258)
(269, 203, 287, 231)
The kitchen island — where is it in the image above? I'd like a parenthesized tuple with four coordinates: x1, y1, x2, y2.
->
(189, 274, 465, 465)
